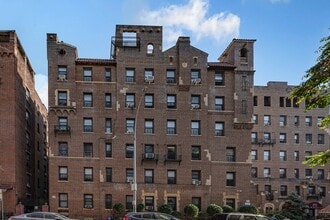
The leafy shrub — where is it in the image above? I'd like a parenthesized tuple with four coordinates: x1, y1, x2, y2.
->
(158, 204, 172, 214)
(112, 203, 125, 218)
(206, 204, 223, 216)
(184, 204, 199, 218)
(222, 205, 234, 213)
(238, 205, 259, 214)
(137, 203, 144, 212)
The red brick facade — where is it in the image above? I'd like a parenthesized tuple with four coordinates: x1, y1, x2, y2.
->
(0, 31, 48, 216)
(47, 25, 256, 219)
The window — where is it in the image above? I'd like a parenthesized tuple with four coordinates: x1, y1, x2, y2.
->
(253, 96, 258, 106)
(105, 194, 112, 209)
(83, 143, 93, 157)
(144, 144, 154, 154)
(144, 69, 154, 82)
(318, 134, 325, 144)
(294, 151, 299, 161)
(83, 93, 93, 107)
(126, 93, 135, 108)
(279, 168, 287, 178)
(167, 145, 177, 160)
(305, 116, 312, 126)
(191, 95, 201, 109)
(59, 193, 68, 208)
(279, 97, 285, 107)
(251, 167, 257, 178)
(294, 169, 299, 179)
(144, 94, 154, 108)
(59, 166, 68, 181)
(58, 91, 68, 106)
(253, 114, 258, 124)
(264, 185, 272, 195)
(215, 96, 224, 110)
(167, 170, 176, 184)
(83, 68, 92, 81)
(242, 100, 247, 114)
(317, 117, 324, 126)
(192, 197, 201, 211)
(105, 118, 112, 133)
(125, 68, 135, 82)
(166, 70, 176, 83)
(318, 169, 324, 180)
(264, 168, 271, 177)
(105, 143, 112, 158)
(58, 117, 69, 131)
(83, 118, 93, 132)
(263, 132, 271, 142)
(144, 119, 154, 134)
(279, 133, 287, 143)
(215, 122, 224, 136)
(191, 121, 201, 135)
(285, 98, 291, 107)
(126, 169, 133, 182)
(192, 146, 201, 160)
(294, 116, 300, 126)
(294, 133, 300, 144)
(167, 197, 177, 211)
(145, 196, 155, 211)
(292, 97, 299, 107)
(59, 142, 68, 156)
(280, 185, 288, 197)
(167, 120, 176, 134)
(147, 44, 154, 54)
(84, 194, 93, 209)
(105, 68, 111, 82)
(167, 94, 176, 108)
(320, 187, 326, 197)
(263, 115, 271, 125)
(126, 119, 135, 133)
(305, 134, 312, 144)
(192, 170, 201, 183)
(191, 70, 201, 84)
(251, 132, 258, 143)
(105, 93, 112, 108)
(305, 151, 312, 161)
(58, 66, 67, 80)
(264, 96, 271, 106)
(106, 168, 112, 182)
(264, 150, 271, 161)
(251, 150, 257, 160)
(226, 147, 235, 162)
(144, 169, 154, 183)
(215, 71, 224, 85)
(84, 167, 93, 182)
(279, 115, 286, 126)
(305, 168, 312, 177)
(226, 172, 236, 186)
(126, 195, 133, 210)
(126, 144, 134, 158)
(226, 199, 236, 210)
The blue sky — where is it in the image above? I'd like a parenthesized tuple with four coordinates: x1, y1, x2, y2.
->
(0, 0, 329, 106)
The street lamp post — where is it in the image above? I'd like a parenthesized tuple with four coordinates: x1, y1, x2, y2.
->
(132, 86, 147, 213)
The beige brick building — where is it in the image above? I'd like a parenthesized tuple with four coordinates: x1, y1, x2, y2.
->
(47, 25, 256, 219)
(0, 31, 48, 216)
(251, 81, 330, 218)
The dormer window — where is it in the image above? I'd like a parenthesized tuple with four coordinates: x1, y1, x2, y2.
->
(147, 43, 154, 54)
(240, 48, 248, 62)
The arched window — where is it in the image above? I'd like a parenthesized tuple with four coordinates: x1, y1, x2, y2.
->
(147, 43, 154, 54)
(240, 48, 248, 62)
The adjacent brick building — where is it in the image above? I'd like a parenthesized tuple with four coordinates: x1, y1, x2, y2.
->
(251, 81, 330, 218)
(47, 25, 256, 219)
(0, 31, 48, 216)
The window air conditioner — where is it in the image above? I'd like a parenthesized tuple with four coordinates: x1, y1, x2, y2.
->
(126, 177, 134, 183)
(191, 104, 200, 109)
(145, 153, 155, 159)
(58, 75, 66, 81)
(145, 75, 154, 83)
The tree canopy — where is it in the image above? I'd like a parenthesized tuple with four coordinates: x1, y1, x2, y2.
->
(290, 31, 330, 167)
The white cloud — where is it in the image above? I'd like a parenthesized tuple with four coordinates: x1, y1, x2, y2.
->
(138, 0, 240, 45)
(35, 73, 48, 108)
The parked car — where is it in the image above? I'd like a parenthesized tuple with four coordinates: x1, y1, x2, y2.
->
(123, 212, 180, 220)
(212, 213, 271, 220)
(9, 212, 72, 220)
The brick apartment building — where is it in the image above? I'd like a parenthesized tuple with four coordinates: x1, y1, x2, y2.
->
(251, 81, 330, 218)
(0, 31, 48, 216)
(47, 25, 256, 219)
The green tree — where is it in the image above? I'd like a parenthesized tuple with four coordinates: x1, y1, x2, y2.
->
(238, 205, 259, 214)
(184, 204, 199, 218)
(206, 204, 223, 216)
(290, 32, 330, 167)
(280, 192, 308, 220)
